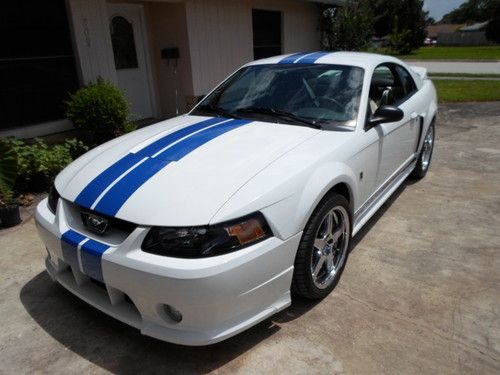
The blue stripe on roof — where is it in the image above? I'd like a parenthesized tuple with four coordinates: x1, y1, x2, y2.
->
(278, 51, 331, 64)
(93, 119, 251, 216)
(75, 117, 228, 208)
(278, 52, 308, 64)
(294, 51, 330, 64)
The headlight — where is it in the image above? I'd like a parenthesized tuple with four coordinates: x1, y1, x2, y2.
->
(141, 212, 272, 258)
(47, 185, 60, 214)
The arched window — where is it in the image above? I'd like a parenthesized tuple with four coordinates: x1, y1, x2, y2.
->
(110, 16, 138, 69)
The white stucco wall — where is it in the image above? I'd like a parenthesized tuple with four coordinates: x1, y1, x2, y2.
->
(185, 0, 321, 96)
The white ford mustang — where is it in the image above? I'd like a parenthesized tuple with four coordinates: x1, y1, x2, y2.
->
(35, 52, 437, 345)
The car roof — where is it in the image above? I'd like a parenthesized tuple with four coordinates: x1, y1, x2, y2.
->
(245, 51, 405, 71)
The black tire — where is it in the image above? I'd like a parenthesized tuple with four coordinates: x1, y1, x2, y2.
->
(411, 121, 435, 179)
(292, 193, 352, 300)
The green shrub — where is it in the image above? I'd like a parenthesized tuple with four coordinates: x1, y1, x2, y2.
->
(0, 140, 18, 206)
(123, 121, 138, 134)
(2, 138, 88, 191)
(66, 79, 134, 145)
(0, 139, 18, 191)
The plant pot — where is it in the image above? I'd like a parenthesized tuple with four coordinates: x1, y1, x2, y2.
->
(0, 204, 21, 228)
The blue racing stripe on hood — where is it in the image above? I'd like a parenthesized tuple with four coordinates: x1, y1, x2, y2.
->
(75, 117, 228, 208)
(92, 119, 251, 216)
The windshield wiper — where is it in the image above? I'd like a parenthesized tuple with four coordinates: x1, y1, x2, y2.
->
(235, 107, 322, 129)
(195, 104, 240, 119)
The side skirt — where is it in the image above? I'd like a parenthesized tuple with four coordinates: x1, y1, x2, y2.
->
(352, 157, 417, 236)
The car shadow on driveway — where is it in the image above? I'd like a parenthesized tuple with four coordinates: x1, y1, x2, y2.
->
(20, 271, 320, 373)
(351, 179, 412, 250)
(19, 179, 414, 373)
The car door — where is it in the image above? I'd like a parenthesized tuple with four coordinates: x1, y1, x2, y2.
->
(370, 64, 420, 189)
(393, 64, 422, 156)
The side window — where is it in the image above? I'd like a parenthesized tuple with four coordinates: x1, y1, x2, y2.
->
(369, 65, 397, 113)
(395, 66, 417, 100)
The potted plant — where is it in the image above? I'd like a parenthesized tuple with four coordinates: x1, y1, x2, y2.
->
(0, 139, 21, 228)
(0, 185, 21, 228)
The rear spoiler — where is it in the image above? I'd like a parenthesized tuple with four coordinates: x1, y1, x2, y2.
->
(410, 66, 428, 80)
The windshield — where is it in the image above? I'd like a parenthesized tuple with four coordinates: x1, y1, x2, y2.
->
(192, 64, 364, 129)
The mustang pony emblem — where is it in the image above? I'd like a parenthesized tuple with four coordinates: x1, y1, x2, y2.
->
(81, 211, 109, 234)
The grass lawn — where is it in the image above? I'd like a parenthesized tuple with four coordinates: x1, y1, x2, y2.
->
(434, 79, 500, 102)
(398, 46, 500, 60)
(429, 72, 500, 78)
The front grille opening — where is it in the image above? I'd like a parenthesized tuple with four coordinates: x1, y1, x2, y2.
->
(89, 277, 136, 308)
(79, 206, 137, 234)
(90, 277, 106, 290)
(124, 294, 134, 305)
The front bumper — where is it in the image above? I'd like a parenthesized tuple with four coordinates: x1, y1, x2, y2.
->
(35, 198, 301, 345)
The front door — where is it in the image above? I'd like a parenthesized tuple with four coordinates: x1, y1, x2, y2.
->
(370, 64, 419, 188)
(108, 4, 153, 119)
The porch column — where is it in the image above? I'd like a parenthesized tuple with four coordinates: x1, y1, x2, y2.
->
(66, 0, 117, 85)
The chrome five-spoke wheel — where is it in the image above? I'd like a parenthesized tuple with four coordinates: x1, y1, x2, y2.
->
(311, 206, 349, 289)
(292, 193, 352, 299)
(412, 121, 435, 179)
(421, 124, 434, 172)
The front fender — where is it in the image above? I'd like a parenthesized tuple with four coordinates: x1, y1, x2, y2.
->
(211, 160, 358, 241)
(417, 81, 438, 153)
(295, 161, 357, 229)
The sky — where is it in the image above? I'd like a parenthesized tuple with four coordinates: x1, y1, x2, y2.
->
(424, 0, 468, 21)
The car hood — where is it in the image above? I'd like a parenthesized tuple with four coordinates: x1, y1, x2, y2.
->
(58, 115, 319, 226)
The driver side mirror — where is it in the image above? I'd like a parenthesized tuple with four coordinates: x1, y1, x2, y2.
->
(368, 105, 404, 127)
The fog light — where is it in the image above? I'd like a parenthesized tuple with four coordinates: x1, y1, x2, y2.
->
(164, 304, 183, 323)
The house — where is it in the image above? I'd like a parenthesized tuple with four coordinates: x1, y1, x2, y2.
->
(0, 0, 344, 139)
(428, 22, 492, 46)
(426, 24, 464, 43)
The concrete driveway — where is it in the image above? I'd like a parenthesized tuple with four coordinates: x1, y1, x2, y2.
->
(1, 102, 499, 374)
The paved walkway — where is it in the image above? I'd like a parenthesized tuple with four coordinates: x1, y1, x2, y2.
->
(406, 60, 500, 74)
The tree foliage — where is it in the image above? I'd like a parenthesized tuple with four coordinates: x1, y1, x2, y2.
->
(318, 0, 430, 54)
(441, 0, 500, 43)
(370, 0, 429, 53)
(319, 0, 373, 51)
(486, 1, 500, 43)
(441, 0, 496, 23)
